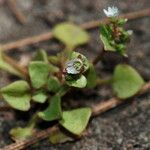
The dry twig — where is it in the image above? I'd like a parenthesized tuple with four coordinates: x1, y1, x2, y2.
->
(81, 8, 150, 29)
(1, 126, 59, 150)
(0, 8, 150, 51)
(2, 54, 28, 78)
(6, 0, 27, 24)
(1, 82, 150, 150)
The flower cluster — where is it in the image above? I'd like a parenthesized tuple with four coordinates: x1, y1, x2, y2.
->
(65, 58, 83, 75)
(103, 6, 119, 17)
(100, 6, 133, 56)
(64, 52, 89, 75)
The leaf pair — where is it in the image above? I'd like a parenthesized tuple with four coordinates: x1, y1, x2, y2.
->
(38, 92, 92, 135)
(0, 61, 60, 110)
(49, 107, 92, 144)
(29, 50, 60, 91)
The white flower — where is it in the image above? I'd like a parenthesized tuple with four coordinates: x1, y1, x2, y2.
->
(65, 58, 83, 74)
(103, 6, 119, 17)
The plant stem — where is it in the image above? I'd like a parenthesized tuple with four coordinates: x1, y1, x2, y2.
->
(1, 125, 59, 150)
(28, 113, 39, 129)
(96, 78, 111, 85)
(6, 0, 27, 25)
(2, 54, 28, 79)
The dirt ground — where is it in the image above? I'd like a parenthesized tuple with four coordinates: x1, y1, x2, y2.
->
(0, 0, 150, 150)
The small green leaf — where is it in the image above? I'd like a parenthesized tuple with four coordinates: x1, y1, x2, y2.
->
(33, 50, 59, 74)
(66, 75, 87, 88)
(112, 64, 144, 99)
(48, 77, 61, 93)
(29, 61, 49, 89)
(10, 113, 38, 140)
(10, 127, 34, 140)
(0, 80, 30, 93)
(115, 43, 127, 56)
(100, 25, 115, 51)
(49, 64, 59, 74)
(86, 64, 97, 88)
(60, 108, 92, 135)
(117, 18, 128, 26)
(52, 22, 90, 48)
(2, 94, 31, 111)
(0, 52, 22, 77)
(32, 91, 47, 103)
(0, 81, 31, 111)
(38, 95, 62, 121)
(49, 129, 73, 144)
(33, 49, 48, 63)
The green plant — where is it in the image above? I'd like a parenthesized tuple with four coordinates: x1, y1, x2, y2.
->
(0, 6, 144, 143)
(101, 6, 132, 56)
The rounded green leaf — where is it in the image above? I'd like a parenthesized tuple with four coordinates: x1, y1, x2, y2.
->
(2, 93, 31, 111)
(112, 64, 144, 99)
(10, 127, 34, 140)
(48, 77, 61, 93)
(33, 49, 48, 63)
(32, 91, 47, 103)
(52, 22, 90, 48)
(38, 95, 62, 121)
(0, 81, 31, 111)
(0, 80, 30, 93)
(59, 108, 92, 135)
(66, 75, 87, 88)
(49, 129, 73, 144)
(29, 61, 49, 89)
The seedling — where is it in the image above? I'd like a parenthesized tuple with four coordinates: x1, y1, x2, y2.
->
(0, 6, 144, 144)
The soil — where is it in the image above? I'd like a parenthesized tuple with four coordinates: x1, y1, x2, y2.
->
(0, 0, 150, 150)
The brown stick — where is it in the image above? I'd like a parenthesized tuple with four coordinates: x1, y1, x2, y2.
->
(6, 0, 27, 24)
(2, 54, 28, 78)
(0, 32, 53, 52)
(0, 8, 150, 51)
(81, 8, 150, 29)
(92, 82, 150, 116)
(1, 126, 59, 150)
(1, 81, 150, 150)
